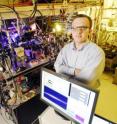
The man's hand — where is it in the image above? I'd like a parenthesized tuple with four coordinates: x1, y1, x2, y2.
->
(74, 68, 81, 77)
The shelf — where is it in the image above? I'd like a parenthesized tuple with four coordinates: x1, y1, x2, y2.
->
(3, 59, 55, 82)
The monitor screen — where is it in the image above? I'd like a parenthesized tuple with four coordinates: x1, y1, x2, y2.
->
(40, 68, 99, 124)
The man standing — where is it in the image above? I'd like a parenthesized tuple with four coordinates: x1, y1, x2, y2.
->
(54, 14, 105, 88)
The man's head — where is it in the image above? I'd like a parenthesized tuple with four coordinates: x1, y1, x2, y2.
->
(71, 14, 92, 46)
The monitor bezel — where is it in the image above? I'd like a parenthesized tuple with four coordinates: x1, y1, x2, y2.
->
(40, 67, 99, 124)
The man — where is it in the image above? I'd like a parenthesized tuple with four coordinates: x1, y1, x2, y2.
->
(54, 14, 105, 88)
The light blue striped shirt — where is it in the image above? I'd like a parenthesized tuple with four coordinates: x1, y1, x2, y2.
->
(54, 41, 105, 88)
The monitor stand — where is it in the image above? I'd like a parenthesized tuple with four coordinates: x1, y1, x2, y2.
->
(39, 106, 72, 124)
(54, 110, 70, 121)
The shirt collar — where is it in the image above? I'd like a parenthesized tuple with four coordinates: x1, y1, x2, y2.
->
(72, 40, 90, 51)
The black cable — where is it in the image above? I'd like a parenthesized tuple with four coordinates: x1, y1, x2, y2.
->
(30, 1, 37, 18)
(37, 9, 43, 16)
(12, 0, 16, 9)
(0, 4, 19, 18)
(30, 1, 43, 18)
(32, 4, 37, 18)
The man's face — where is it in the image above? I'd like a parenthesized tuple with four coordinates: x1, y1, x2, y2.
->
(71, 17, 91, 45)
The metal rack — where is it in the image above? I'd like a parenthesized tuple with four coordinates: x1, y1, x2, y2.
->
(0, 59, 54, 124)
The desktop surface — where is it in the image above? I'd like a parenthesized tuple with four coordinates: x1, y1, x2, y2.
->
(39, 106, 115, 124)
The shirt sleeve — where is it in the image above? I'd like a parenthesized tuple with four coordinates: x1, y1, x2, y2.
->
(76, 48, 105, 83)
(54, 48, 75, 76)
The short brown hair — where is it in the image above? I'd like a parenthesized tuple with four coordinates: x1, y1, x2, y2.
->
(71, 14, 92, 29)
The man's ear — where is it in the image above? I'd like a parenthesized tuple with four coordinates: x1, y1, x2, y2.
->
(88, 29, 93, 39)
(89, 28, 93, 37)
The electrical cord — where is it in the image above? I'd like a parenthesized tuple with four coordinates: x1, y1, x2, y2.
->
(30, 0, 52, 18)
(30, 3, 37, 18)
(29, 2, 42, 18)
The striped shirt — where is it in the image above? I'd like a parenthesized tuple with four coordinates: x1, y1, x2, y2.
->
(54, 41, 105, 88)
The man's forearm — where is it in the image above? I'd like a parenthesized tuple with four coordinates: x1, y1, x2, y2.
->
(54, 64, 75, 76)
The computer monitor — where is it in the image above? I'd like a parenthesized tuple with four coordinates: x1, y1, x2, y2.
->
(40, 68, 99, 124)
